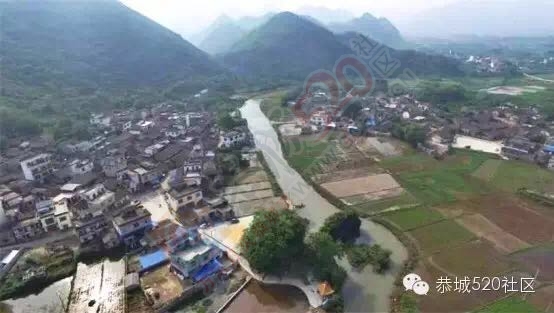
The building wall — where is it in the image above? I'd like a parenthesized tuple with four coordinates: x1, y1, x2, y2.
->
(170, 246, 222, 278)
(56, 213, 72, 230)
(20, 154, 52, 181)
(167, 190, 203, 212)
(114, 217, 152, 238)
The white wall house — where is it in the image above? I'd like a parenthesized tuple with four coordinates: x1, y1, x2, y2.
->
(222, 131, 246, 148)
(69, 159, 94, 176)
(81, 184, 115, 211)
(20, 153, 53, 181)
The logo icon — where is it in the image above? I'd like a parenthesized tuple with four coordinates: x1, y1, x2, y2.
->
(403, 273, 429, 296)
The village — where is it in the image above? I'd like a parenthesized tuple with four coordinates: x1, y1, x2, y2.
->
(0, 97, 325, 313)
(291, 87, 554, 172)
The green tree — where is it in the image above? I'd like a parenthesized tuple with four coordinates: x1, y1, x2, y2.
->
(240, 210, 308, 274)
(305, 231, 346, 289)
(321, 210, 361, 243)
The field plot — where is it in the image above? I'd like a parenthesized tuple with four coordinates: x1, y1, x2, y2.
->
(409, 220, 475, 254)
(472, 159, 502, 182)
(231, 197, 287, 217)
(380, 154, 440, 173)
(224, 189, 274, 204)
(398, 170, 489, 205)
(456, 214, 530, 254)
(512, 244, 554, 281)
(416, 263, 505, 313)
(320, 174, 402, 199)
(476, 296, 542, 313)
(481, 203, 554, 244)
(224, 182, 272, 195)
(362, 137, 403, 156)
(312, 166, 384, 184)
(485, 161, 554, 193)
(430, 240, 514, 277)
(233, 168, 269, 185)
(383, 207, 444, 231)
(527, 285, 554, 313)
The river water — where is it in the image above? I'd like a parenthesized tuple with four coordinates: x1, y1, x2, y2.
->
(0, 277, 72, 313)
(225, 281, 309, 313)
(240, 99, 408, 312)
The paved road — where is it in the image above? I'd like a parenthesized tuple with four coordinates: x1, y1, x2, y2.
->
(240, 99, 408, 313)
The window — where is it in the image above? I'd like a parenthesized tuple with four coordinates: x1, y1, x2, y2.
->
(59, 216, 67, 222)
(196, 192, 201, 197)
(187, 196, 193, 201)
(178, 199, 183, 204)
(133, 222, 140, 228)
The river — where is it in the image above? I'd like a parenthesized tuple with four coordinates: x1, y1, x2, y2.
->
(240, 99, 408, 312)
(0, 277, 72, 313)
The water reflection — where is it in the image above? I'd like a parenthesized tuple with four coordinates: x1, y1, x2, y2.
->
(1, 277, 71, 313)
(225, 281, 309, 313)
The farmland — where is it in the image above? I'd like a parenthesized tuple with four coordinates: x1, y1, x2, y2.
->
(262, 92, 554, 313)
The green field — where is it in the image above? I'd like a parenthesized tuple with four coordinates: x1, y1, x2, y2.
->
(476, 297, 540, 313)
(486, 161, 554, 193)
(260, 92, 294, 122)
(472, 159, 502, 181)
(383, 206, 444, 231)
(347, 192, 419, 216)
(409, 220, 475, 254)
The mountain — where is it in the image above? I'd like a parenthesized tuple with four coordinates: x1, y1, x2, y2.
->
(401, 0, 554, 38)
(0, 0, 226, 92)
(198, 18, 246, 55)
(222, 12, 350, 82)
(222, 12, 463, 83)
(235, 13, 276, 32)
(328, 13, 407, 48)
(295, 6, 354, 24)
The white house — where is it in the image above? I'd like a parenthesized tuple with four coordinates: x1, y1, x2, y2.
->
(69, 159, 94, 176)
(221, 131, 246, 148)
(20, 153, 53, 181)
(80, 184, 115, 212)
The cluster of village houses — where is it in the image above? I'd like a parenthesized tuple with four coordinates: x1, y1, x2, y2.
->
(300, 90, 554, 170)
(0, 100, 255, 291)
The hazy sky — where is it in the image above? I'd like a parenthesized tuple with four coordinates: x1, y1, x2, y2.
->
(121, 0, 458, 35)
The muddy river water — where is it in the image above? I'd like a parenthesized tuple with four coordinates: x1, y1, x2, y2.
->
(240, 99, 408, 312)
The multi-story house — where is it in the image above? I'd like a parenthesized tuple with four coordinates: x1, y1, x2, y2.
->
(112, 204, 152, 245)
(74, 210, 109, 244)
(69, 159, 94, 176)
(12, 218, 43, 242)
(20, 153, 53, 181)
(80, 184, 115, 212)
(221, 131, 246, 148)
(101, 155, 127, 178)
(170, 244, 222, 282)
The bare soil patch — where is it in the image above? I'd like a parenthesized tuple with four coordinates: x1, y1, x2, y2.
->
(224, 181, 272, 195)
(456, 214, 531, 254)
(511, 244, 554, 281)
(320, 173, 401, 199)
(312, 166, 383, 184)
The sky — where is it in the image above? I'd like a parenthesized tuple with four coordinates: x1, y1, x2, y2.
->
(121, 0, 459, 36)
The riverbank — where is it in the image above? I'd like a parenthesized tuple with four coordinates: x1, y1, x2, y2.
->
(240, 99, 408, 312)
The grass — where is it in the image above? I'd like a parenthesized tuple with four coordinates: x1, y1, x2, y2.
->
(398, 170, 490, 205)
(383, 206, 444, 231)
(348, 192, 419, 216)
(283, 135, 340, 175)
(476, 297, 540, 313)
(472, 159, 502, 181)
(409, 220, 475, 254)
(260, 92, 294, 122)
(488, 161, 554, 193)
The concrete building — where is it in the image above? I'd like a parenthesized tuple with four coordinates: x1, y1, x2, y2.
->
(74, 210, 109, 244)
(81, 184, 115, 212)
(101, 155, 127, 178)
(69, 159, 94, 176)
(12, 217, 43, 241)
(112, 204, 152, 245)
(20, 153, 53, 181)
(167, 184, 203, 215)
(170, 244, 222, 280)
(221, 131, 246, 148)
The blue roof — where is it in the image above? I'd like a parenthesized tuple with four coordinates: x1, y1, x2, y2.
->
(544, 145, 554, 153)
(139, 250, 168, 272)
(192, 259, 222, 282)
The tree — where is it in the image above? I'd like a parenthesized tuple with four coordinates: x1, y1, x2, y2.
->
(240, 210, 308, 274)
(305, 231, 346, 289)
(321, 210, 361, 243)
